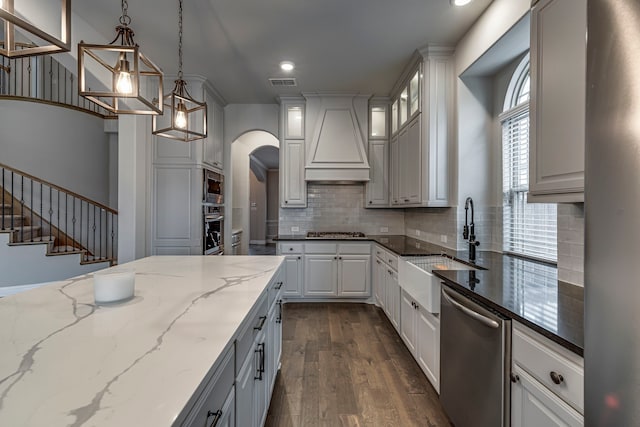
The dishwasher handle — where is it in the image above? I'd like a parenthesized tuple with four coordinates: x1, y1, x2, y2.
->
(441, 288, 499, 329)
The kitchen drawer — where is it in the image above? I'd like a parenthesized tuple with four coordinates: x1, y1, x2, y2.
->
(338, 243, 371, 255)
(235, 295, 269, 371)
(182, 346, 234, 426)
(385, 253, 398, 271)
(279, 243, 303, 254)
(513, 322, 584, 413)
(269, 273, 284, 309)
(374, 245, 388, 260)
(305, 243, 338, 254)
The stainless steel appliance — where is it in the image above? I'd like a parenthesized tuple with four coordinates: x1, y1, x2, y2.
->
(440, 285, 511, 427)
(203, 204, 223, 255)
(231, 230, 242, 255)
(585, 2, 640, 424)
(203, 170, 223, 204)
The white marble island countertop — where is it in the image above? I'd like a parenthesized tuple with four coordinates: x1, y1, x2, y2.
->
(0, 255, 284, 427)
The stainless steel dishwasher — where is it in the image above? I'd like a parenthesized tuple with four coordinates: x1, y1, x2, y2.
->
(440, 284, 511, 427)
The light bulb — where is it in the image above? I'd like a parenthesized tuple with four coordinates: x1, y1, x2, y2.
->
(175, 102, 188, 129)
(115, 54, 133, 94)
(280, 61, 295, 72)
(116, 71, 133, 94)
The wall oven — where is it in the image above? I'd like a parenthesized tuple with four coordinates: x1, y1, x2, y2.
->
(204, 170, 223, 205)
(203, 204, 224, 255)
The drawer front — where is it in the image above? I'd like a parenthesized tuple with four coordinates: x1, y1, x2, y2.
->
(235, 295, 269, 371)
(513, 324, 584, 413)
(338, 243, 371, 255)
(386, 253, 398, 270)
(279, 243, 303, 254)
(268, 268, 284, 308)
(305, 243, 337, 254)
(182, 347, 234, 426)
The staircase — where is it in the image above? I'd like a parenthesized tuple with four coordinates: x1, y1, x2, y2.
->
(0, 164, 117, 287)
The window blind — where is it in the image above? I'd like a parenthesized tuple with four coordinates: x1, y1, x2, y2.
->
(501, 104, 557, 262)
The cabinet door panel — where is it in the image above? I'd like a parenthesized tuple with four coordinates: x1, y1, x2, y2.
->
(304, 255, 337, 296)
(530, 0, 585, 198)
(366, 139, 389, 207)
(398, 128, 409, 203)
(400, 290, 416, 355)
(405, 115, 422, 203)
(283, 139, 306, 207)
(390, 136, 400, 205)
(283, 256, 303, 297)
(512, 366, 583, 427)
(236, 352, 255, 427)
(386, 269, 400, 331)
(339, 255, 370, 297)
(374, 259, 386, 309)
(416, 307, 440, 393)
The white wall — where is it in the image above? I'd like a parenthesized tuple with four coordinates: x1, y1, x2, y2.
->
(230, 131, 279, 254)
(0, 100, 111, 206)
(223, 104, 279, 251)
(249, 169, 267, 243)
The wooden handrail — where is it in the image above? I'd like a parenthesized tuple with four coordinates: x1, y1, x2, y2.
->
(0, 162, 117, 215)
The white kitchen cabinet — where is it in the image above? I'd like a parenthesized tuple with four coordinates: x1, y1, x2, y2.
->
(283, 255, 303, 297)
(416, 306, 439, 392)
(366, 139, 389, 207)
(400, 289, 417, 354)
(235, 344, 256, 427)
(373, 257, 386, 309)
(339, 255, 371, 297)
(268, 297, 283, 395)
(280, 98, 307, 208)
(512, 365, 583, 427)
(390, 135, 400, 205)
(282, 139, 306, 207)
(303, 243, 371, 298)
(305, 255, 338, 296)
(388, 48, 453, 207)
(400, 288, 440, 392)
(202, 91, 224, 171)
(511, 322, 584, 426)
(529, 0, 586, 202)
(385, 267, 400, 332)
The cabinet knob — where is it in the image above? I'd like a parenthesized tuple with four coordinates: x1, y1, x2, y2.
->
(550, 371, 564, 385)
(369, 201, 372, 204)
(289, 247, 293, 251)
(297, 256, 301, 260)
(510, 373, 520, 383)
(338, 256, 342, 260)
(404, 199, 410, 202)
(285, 200, 288, 204)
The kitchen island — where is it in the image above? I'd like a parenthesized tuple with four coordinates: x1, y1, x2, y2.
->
(0, 255, 284, 427)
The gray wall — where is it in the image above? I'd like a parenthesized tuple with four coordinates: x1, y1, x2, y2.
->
(249, 169, 267, 242)
(0, 100, 111, 206)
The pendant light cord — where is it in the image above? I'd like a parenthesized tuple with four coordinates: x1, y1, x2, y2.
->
(111, 0, 135, 45)
(120, 0, 131, 26)
(178, 0, 183, 80)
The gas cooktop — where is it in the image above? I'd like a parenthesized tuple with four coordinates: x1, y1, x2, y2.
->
(306, 231, 367, 239)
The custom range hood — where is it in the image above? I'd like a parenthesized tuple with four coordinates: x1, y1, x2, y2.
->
(303, 93, 370, 182)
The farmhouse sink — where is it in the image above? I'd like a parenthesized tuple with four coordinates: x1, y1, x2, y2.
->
(398, 255, 477, 314)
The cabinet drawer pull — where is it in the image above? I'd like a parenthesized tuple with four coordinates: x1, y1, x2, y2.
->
(388, 270, 393, 275)
(388, 259, 393, 263)
(275, 281, 283, 290)
(376, 260, 381, 264)
(207, 410, 223, 427)
(550, 371, 564, 385)
(277, 300, 283, 323)
(254, 315, 267, 331)
(510, 373, 520, 383)
(254, 342, 265, 380)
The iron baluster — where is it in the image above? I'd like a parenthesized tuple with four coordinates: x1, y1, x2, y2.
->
(80, 201, 83, 261)
(11, 172, 14, 230)
(99, 208, 102, 260)
(30, 179, 33, 241)
(57, 189, 60, 247)
(48, 187, 52, 239)
(93, 205, 96, 262)
(72, 197, 76, 254)
(40, 182, 43, 238)
(2, 167, 5, 230)
(64, 193, 68, 252)
(20, 175, 24, 241)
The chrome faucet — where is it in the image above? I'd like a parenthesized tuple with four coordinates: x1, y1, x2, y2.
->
(463, 197, 480, 262)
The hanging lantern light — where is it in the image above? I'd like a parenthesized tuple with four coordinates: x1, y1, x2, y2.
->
(152, 0, 207, 142)
(0, 0, 71, 58)
(77, 0, 163, 115)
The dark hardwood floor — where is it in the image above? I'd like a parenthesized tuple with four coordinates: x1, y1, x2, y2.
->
(265, 303, 452, 427)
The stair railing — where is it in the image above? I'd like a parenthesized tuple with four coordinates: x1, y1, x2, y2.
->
(0, 162, 118, 265)
(0, 46, 117, 119)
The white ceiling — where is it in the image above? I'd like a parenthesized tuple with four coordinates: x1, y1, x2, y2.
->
(74, 0, 493, 104)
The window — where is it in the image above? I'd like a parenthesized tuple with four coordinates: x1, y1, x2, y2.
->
(501, 55, 557, 262)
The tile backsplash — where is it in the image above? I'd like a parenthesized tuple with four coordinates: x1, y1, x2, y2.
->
(557, 203, 584, 286)
(279, 184, 405, 235)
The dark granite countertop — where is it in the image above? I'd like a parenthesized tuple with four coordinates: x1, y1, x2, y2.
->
(276, 234, 584, 355)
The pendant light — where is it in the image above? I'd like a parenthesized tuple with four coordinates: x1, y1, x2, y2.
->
(152, 0, 207, 142)
(0, 0, 71, 58)
(77, 0, 164, 115)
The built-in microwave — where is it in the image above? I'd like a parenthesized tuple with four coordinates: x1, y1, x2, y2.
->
(203, 205, 224, 255)
(204, 170, 223, 204)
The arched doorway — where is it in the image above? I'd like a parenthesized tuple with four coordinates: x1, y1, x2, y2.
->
(230, 130, 279, 254)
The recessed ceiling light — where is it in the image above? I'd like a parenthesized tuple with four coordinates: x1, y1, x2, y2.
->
(280, 61, 295, 72)
(451, 0, 473, 6)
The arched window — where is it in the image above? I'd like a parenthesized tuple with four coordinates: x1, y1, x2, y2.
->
(501, 54, 557, 262)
